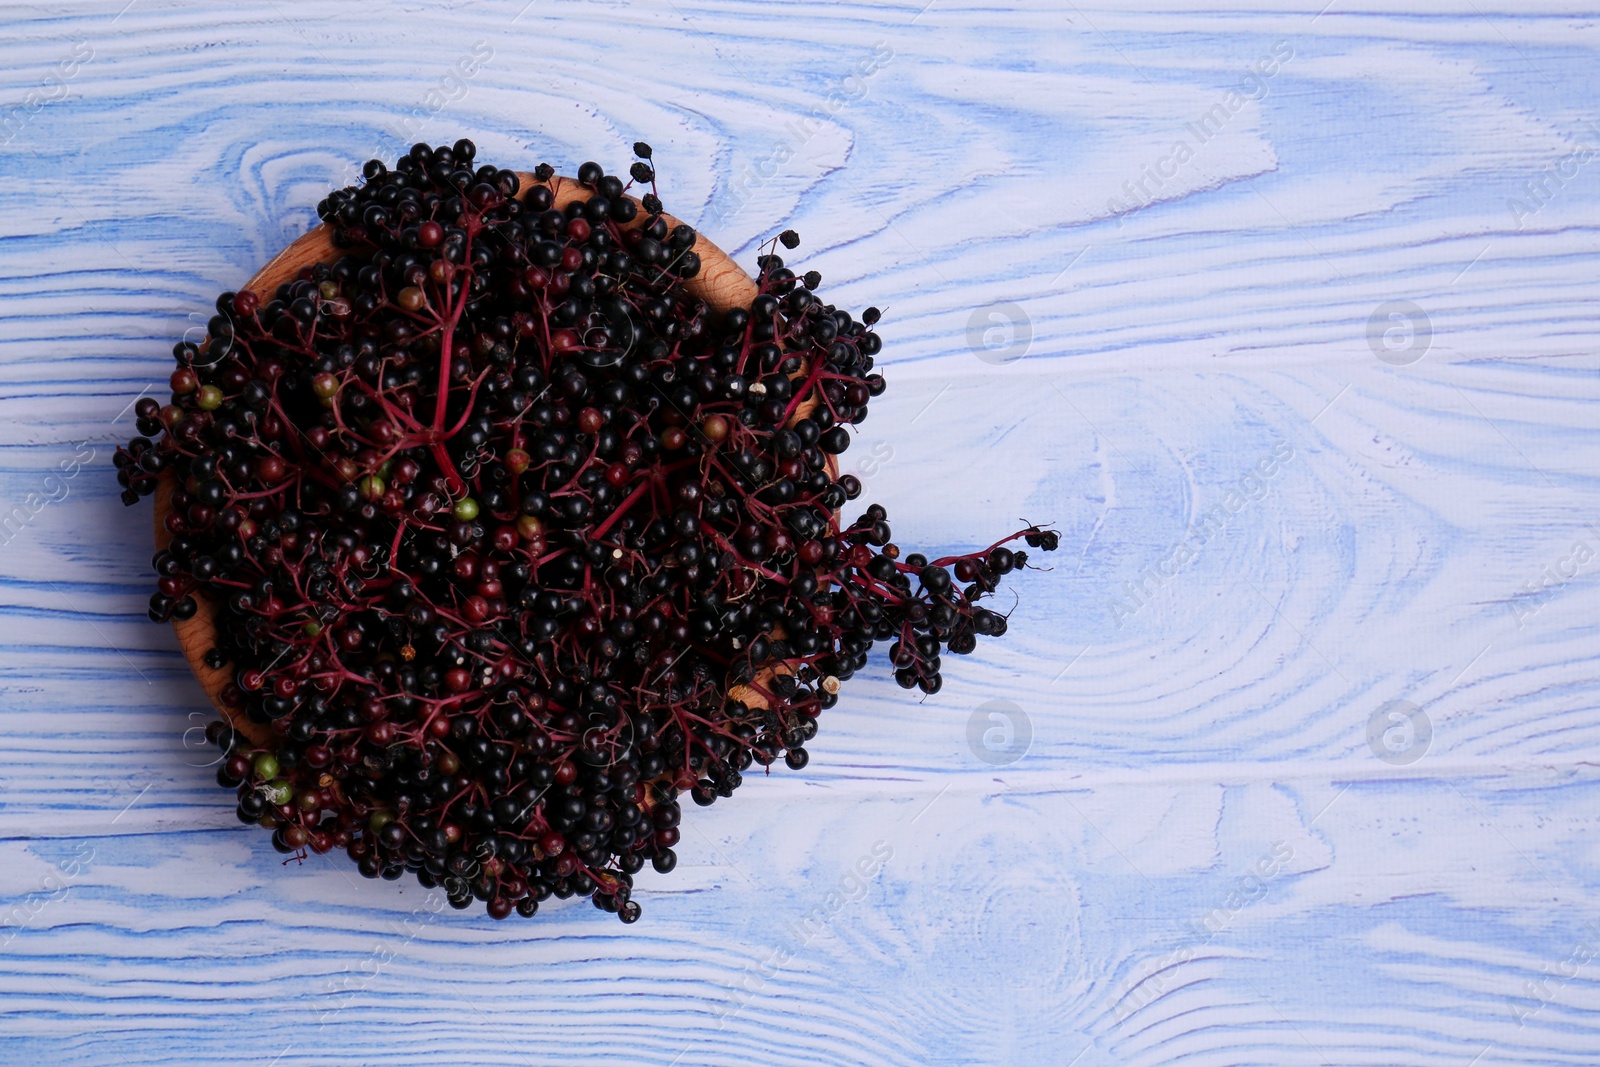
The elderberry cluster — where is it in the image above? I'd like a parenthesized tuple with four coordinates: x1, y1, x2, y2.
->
(114, 138, 1057, 922)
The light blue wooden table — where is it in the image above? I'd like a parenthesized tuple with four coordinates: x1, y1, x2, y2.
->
(2, 2, 1598, 1064)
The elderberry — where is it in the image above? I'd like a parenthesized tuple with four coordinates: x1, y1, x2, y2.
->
(115, 140, 1058, 925)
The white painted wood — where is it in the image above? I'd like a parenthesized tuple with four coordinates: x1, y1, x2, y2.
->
(2, 1, 1598, 1063)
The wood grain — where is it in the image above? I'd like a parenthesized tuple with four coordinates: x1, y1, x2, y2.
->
(2, 2, 1600, 1065)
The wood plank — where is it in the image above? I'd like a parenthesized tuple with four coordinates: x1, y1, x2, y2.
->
(2, 1, 1599, 1063)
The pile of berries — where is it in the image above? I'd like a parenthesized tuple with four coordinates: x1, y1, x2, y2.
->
(114, 139, 1057, 922)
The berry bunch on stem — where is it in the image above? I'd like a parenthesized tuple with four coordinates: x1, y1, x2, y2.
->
(114, 138, 1058, 922)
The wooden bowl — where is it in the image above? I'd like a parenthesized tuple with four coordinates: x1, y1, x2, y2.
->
(155, 172, 829, 751)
